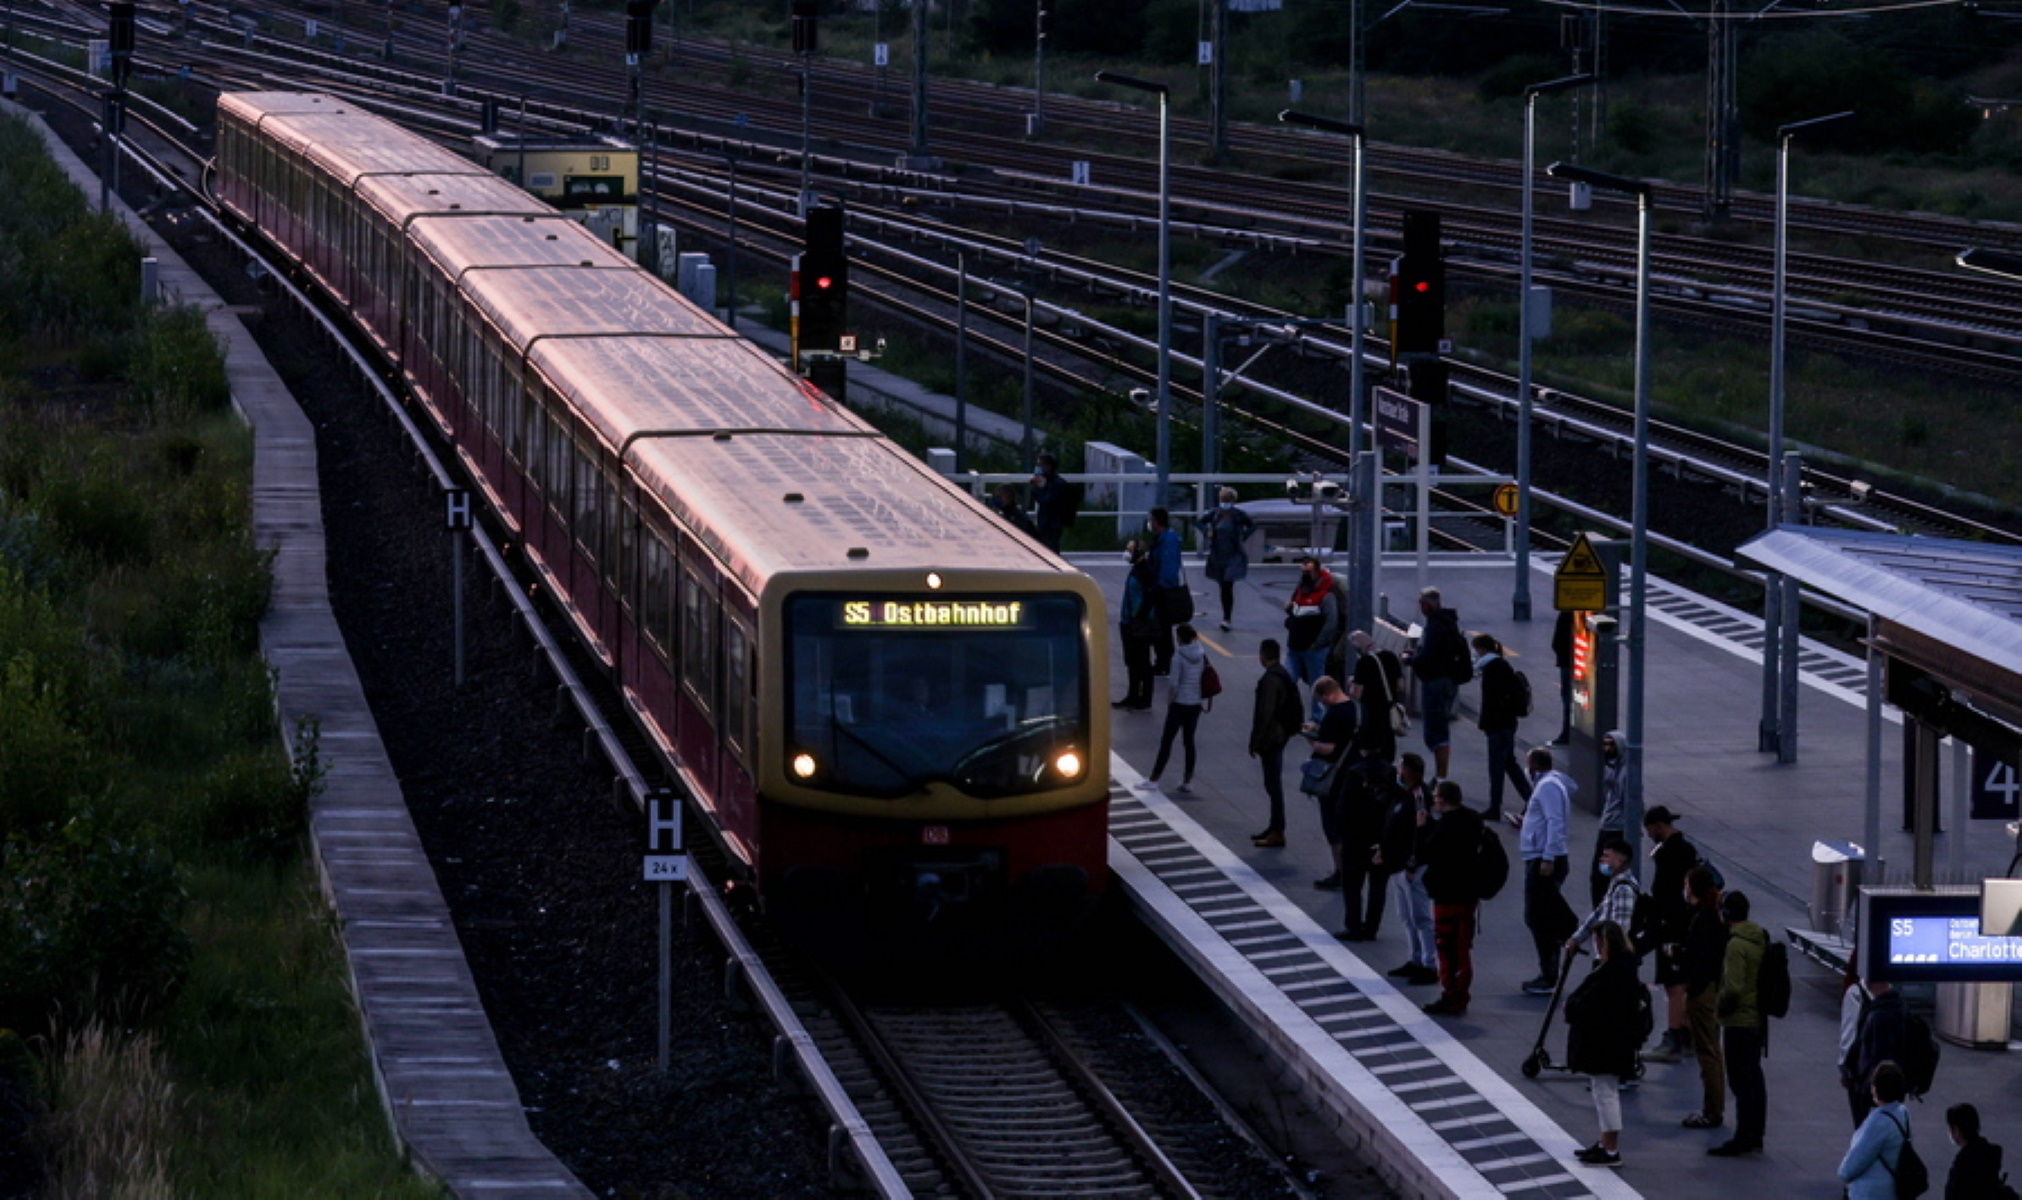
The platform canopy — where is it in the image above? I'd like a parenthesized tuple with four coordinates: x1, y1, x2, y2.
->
(1738, 525, 2022, 737)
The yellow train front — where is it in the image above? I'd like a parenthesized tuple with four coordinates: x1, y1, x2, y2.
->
(212, 92, 1111, 961)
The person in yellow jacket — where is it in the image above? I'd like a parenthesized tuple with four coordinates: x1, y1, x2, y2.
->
(1710, 891, 1768, 1157)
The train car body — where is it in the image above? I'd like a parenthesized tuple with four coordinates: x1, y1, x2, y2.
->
(215, 93, 1110, 956)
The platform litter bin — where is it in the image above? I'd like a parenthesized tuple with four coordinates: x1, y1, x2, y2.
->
(1934, 981, 2014, 1049)
(1810, 841, 1865, 940)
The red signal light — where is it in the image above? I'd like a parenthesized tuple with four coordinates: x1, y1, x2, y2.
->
(1412, 280, 1430, 293)
(815, 275, 834, 290)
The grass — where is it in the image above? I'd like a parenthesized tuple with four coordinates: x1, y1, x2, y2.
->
(0, 114, 436, 1196)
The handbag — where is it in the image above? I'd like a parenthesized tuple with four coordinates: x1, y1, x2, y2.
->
(1390, 700, 1411, 737)
(1299, 757, 1338, 798)
(1157, 583, 1194, 624)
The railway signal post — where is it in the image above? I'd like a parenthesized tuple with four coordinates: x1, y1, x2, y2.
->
(444, 488, 473, 687)
(796, 203, 849, 402)
(103, 0, 134, 212)
(643, 789, 687, 1074)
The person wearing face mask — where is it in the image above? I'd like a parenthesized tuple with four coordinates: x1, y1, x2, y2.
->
(1588, 730, 1628, 908)
(1375, 753, 1439, 985)
(1567, 838, 1643, 959)
(1518, 747, 1578, 995)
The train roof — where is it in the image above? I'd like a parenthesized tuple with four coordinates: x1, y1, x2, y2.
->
(464, 265, 719, 347)
(628, 433, 1061, 592)
(221, 92, 481, 186)
(410, 214, 631, 281)
(355, 175, 552, 228)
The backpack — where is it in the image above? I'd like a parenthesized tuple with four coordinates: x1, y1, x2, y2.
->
(1633, 981, 1656, 1044)
(1900, 1012, 1941, 1097)
(1200, 661, 1223, 701)
(1061, 481, 1083, 528)
(1476, 824, 1510, 900)
(1627, 887, 1659, 957)
(1757, 940, 1792, 1019)
(1446, 636, 1474, 685)
(1512, 669, 1534, 718)
(1881, 1112, 1931, 1199)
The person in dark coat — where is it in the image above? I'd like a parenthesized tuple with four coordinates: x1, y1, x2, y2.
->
(1374, 753, 1438, 984)
(1405, 587, 1469, 781)
(1147, 507, 1184, 674)
(1565, 920, 1646, 1168)
(1201, 488, 1254, 632)
(1642, 806, 1698, 1064)
(1551, 608, 1576, 745)
(1679, 865, 1729, 1131)
(1850, 980, 1911, 1128)
(1471, 634, 1529, 821)
(1112, 540, 1158, 711)
(1946, 1103, 2006, 1200)
(1420, 780, 1487, 1016)
(990, 483, 1039, 539)
(1030, 451, 1076, 552)
(1248, 638, 1303, 847)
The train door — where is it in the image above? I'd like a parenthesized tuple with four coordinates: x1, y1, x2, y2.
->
(718, 598, 758, 845)
(675, 544, 720, 811)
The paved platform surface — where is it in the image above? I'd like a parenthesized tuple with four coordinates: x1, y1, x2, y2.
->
(4, 99, 592, 1199)
(1086, 550, 2022, 1199)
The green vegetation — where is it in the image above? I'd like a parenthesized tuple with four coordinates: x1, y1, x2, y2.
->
(0, 113, 434, 1197)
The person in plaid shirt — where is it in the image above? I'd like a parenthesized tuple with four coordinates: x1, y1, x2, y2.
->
(1568, 838, 1644, 958)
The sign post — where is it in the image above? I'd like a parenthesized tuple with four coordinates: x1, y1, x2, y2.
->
(444, 489, 472, 686)
(643, 789, 686, 1072)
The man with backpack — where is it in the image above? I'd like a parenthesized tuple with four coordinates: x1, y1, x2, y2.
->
(1711, 890, 1769, 1157)
(1404, 587, 1470, 783)
(1849, 979, 1941, 1128)
(1420, 780, 1503, 1016)
(1642, 806, 1699, 1064)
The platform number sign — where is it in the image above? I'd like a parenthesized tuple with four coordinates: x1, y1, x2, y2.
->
(1972, 748, 2021, 820)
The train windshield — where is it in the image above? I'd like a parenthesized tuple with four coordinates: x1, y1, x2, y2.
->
(784, 593, 1089, 799)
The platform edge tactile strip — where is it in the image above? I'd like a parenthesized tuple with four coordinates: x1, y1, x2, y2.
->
(1, 101, 595, 1199)
(1107, 783, 1641, 1200)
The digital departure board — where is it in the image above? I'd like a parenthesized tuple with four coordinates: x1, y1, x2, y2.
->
(838, 599, 1030, 629)
(1862, 889, 2022, 983)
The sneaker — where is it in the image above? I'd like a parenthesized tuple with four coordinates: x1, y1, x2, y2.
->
(1422, 998, 1467, 1016)
(1576, 1148, 1623, 1168)
(1312, 873, 1343, 891)
(1521, 976, 1558, 996)
(1219, 620, 1231, 631)
(1643, 1030, 1685, 1063)
(1404, 964, 1442, 985)
(1175, 781, 1194, 794)
(1387, 962, 1419, 978)
(1334, 929, 1372, 943)
(1252, 832, 1286, 848)
(1707, 1140, 1762, 1157)
(1682, 1112, 1723, 1130)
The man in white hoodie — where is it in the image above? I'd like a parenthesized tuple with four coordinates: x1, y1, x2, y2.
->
(1518, 746, 1577, 995)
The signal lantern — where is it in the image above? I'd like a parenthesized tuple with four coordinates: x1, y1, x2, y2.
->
(798, 204, 848, 356)
(625, 0, 654, 55)
(791, 0, 817, 54)
(1390, 209, 1444, 359)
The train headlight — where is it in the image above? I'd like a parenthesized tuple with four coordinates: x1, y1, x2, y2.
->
(1053, 750, 1083, 779)
(791, 752, 819, 780)
(926, 572, 943, 590)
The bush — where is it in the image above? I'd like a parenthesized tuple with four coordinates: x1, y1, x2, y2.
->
(1477, 53, 1563, 102)
(40, 1023, 173, 1200)
(0, 818, 192, 1031)
(1608, 102, 1658, 156)
(0, 659, 102, 840)
(32, 448, 153, 568)
(128, 305, 230, 422)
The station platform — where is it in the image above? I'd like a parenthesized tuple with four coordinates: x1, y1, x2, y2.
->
(1085, 551, 2022, 1199)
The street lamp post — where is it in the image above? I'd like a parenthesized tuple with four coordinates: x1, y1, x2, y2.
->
(1277, 109, 1368, 633)
(1762, 109, 1853, 763)
(1547, 162, 1653, 834)
(1513, 75, 1591, 623)
(1096, 71, 1172, 502)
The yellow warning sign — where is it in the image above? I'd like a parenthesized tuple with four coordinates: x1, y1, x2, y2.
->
(1492, 484, 1519, 518)
(1554, 532, 1610, 612)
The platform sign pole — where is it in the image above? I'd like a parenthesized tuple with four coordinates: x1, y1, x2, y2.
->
(1414, 401, 1431, 587)
(643, 789, 686, 1072)
(444, 489, 472, 687)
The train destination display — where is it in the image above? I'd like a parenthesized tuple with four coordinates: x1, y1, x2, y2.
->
(839, 599, 1031, 629)
(1862, 889, 2022, 982)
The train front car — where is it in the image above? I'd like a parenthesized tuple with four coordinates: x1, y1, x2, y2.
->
(769, 571, 1109, 959)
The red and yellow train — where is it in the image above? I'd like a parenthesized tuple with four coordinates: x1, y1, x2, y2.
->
(214, 92, 1110, 954)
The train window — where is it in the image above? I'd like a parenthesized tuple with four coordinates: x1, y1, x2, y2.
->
(782, 593, 1090, 799)
(641, 529, 672, 664)
(680, 571, 715, 714)
(722, 620, 750, 759)
(616, 489, 636, 604)
(545, 413, 570, 524)
(573, 440, 600, 565)
(504, 371, 525, 464)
